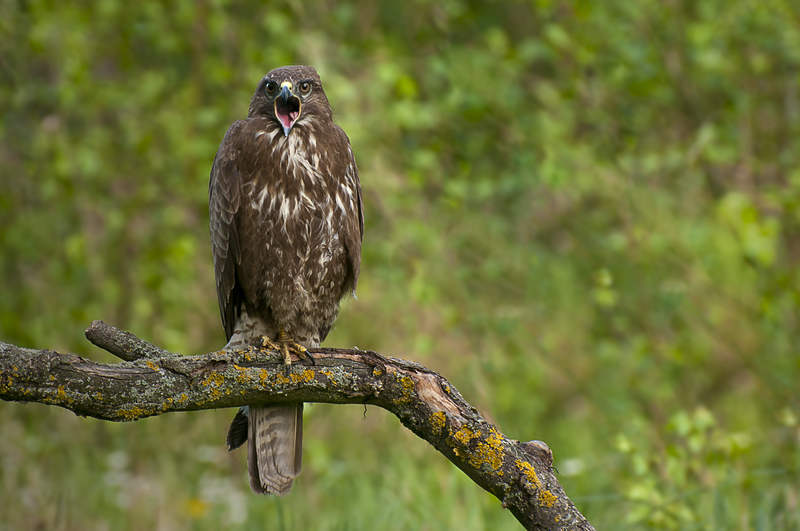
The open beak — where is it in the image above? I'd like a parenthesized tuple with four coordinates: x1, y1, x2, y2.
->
(275, 84, 301, 137)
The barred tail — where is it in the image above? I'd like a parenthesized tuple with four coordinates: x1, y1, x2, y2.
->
(247, 403, 303, 496)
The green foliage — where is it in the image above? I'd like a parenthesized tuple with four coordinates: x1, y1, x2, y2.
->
(2, 0, 800, 529)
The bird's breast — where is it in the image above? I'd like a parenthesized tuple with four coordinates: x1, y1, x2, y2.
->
(241, 133, 349, 302)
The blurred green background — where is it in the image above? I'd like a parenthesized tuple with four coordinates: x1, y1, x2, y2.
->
(2, 0, 799, 529)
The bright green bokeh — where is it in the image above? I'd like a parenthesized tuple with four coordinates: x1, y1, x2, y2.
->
(1, 1, 799, 529)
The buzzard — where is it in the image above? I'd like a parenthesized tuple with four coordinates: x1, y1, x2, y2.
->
(209, 65, 363, 495)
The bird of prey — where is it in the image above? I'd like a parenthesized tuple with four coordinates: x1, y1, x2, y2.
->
(209, 65, 363, 495)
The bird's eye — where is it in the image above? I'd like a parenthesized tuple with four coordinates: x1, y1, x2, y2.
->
(265, 82, 278, 95)
(299, 82, 311, 93)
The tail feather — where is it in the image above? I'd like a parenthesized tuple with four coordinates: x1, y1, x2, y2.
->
(226, 406, 249, 451)
(222, 317, 313, 496)
(247, 404, 303, 495)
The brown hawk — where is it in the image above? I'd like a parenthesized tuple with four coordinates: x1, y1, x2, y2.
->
(209, 65, 363, 495)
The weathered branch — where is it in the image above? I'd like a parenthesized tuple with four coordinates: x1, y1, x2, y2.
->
(0, 321, 595, 530)
(84, 319, 170, 361)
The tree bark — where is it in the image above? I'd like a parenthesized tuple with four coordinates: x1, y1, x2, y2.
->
(0, 320, 595, 531)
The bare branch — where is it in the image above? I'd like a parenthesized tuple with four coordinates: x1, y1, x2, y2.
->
(0, 324, 595, 530)
(84, 319, 171, 361)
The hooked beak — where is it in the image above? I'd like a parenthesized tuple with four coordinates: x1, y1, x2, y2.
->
(275, 83, 301, 137)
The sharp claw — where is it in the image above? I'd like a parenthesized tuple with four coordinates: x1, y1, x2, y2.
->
(280, 341, 293, 376)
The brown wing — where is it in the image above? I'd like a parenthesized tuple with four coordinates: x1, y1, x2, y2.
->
(209, 121, 245, 341)
(332, 124, 364, 294)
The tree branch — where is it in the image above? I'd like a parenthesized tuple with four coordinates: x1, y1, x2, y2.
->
(0, 321, 595, 530)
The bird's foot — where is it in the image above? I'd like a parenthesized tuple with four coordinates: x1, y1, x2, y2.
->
(260, 335, 283, 353)
(266, 329, 315, 376)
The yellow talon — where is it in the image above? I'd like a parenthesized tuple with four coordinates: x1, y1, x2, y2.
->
(260, 336, 282, 352)
(266, 328, 314, 376)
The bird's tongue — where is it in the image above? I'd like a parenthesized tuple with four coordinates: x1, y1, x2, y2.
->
(278, 110, 299, 129)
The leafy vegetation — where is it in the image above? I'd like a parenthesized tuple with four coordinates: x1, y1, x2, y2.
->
(2, 0, 799, 528)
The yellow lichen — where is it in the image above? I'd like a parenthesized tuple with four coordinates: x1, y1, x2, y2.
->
(275, 368, 315, 385)
(117, 406, 148, 421)
(202, 372, 224, 387)
(201, 372, 226, 401)
(454, 426, 478, 445)
(473, 429, 505, 474)
(516, 459, 542, 488)
(452, 426, 505, 475)
(233, 364, 251, 384)
(293, 369, 314, 383)
(516, 459, 557, 507)
(539, 489, 557, 508)
(393, 374, 416, 404)
(54, 385, 68, 403)
(430, 411, 447, 435)
(145, 360, 160, 371)
(178, 393, 189, 403)
(0, 374, 11, 393)
(372, 367, 382, 377)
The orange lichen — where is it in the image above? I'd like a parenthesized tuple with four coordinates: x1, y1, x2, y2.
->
(145, 360, 160, 371)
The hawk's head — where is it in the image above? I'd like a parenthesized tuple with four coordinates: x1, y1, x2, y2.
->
(248, 65, 333, 136)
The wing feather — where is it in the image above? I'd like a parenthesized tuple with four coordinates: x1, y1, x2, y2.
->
(332, 124, 364, 293)
(209, 121, 245, 340)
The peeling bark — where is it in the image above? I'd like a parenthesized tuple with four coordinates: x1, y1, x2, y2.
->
(0, 321, 595, 530)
